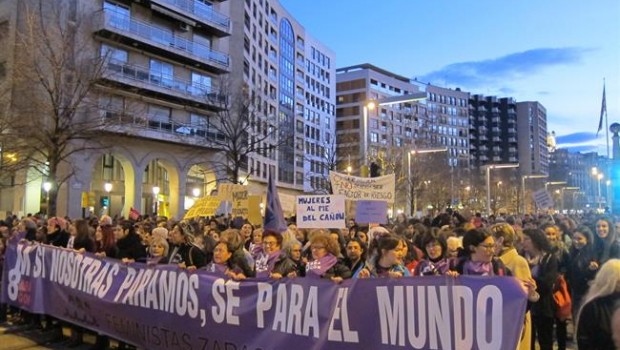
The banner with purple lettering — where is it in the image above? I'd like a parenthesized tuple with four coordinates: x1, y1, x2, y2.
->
(2, 242, 528, 350)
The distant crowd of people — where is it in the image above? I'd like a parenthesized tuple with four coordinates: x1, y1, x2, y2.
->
(1, 209, 619, 350)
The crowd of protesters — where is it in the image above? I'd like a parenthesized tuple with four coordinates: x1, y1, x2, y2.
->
(1, 209, 619, 350)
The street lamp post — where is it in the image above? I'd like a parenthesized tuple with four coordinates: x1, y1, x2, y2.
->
(485, 163, 519, 217)
(606, 180, 612, 211)
(597, 173, 604, 210)
(152, 186, 160, 216)
(407, 147, 447, 216)
(362, 92, 427, 177)
(521, 174, 548, 214)
(104, 182, 113, 216)
(362, 101, 376, 175)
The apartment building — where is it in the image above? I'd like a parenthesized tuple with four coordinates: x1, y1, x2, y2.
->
(228, 0, 336, 194)
(469, 95, 519, 168)
(335, 64, 429, 175)
(516, 101, 549, 175)
(0, 0, 335, 218)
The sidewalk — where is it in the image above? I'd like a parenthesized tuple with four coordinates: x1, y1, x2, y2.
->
(0, 322, 95, 350)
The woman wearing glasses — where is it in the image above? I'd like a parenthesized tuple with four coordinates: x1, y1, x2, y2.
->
(306, 232, 351, 283)
(254, 231, 297, 279)
(453, 228, 508, 276)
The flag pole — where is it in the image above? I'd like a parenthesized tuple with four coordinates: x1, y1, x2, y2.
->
(605, 78, 610, 158)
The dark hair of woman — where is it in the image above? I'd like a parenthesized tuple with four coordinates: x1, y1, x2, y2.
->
(460, 228, 492, 257)
(522, 228, 553, 253)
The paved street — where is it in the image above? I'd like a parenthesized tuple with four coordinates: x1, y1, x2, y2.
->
(0, 323, 99, 350)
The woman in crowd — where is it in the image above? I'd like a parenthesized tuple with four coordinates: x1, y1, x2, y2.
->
(71, 219, 96, 253)
(306, 232, 351, 282)
(285, 240, 306, 277)
(147, 235, 169, 264)
(522, 228, 560, 350)
(453, 228, 506, 276)
(240, 223, 255, 250)
(254, 231, 297, 279)
(168, 221, 206, 269)
(94, 222, 117, 258)
(566, 225, 598, 318)
(541, 223, 570, 347)
(575, 259, 620, 350)
(491, 223, 539, 350)
(413, 233, 453, 276)
(593, 217, 620, 266)
(220, 229, 254, 277)
(203, 241, 246, 280)
(343, 238, 370, 278)
(370, 234, 410, 278)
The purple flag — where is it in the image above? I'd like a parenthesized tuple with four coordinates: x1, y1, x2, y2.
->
(263, 170, 287, 233)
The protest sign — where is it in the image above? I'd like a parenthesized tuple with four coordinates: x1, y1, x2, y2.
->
(296, 195, 346, 228)
(231, 188, 249, 218)
(217, 183, 245, 201)
(355, 200, 388, 224)
(184, 197, 221, 219)
(2, 242, 527, 350)
(329, 172, 395, 204)
(247, 195, 262, 226)
(533, 189, 553, 209)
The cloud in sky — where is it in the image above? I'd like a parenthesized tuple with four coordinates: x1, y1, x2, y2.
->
(419, 47, 593, 88)
(555, 132, 598, 144)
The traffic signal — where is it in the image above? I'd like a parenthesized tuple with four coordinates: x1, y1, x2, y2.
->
(370, 162, 381, 177)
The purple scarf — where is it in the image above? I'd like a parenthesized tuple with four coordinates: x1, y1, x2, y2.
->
(462, 260, 494, 276)
(306, 253, 338, 278)
(255, 250, 281, 278)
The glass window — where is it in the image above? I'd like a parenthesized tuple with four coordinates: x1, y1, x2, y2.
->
(149, 59, 174, 88)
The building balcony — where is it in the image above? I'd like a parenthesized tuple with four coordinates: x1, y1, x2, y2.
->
(94, 9, 229, 74)
(100, 59, 226, 110)
(100, 108, 226, 148)
(150, 0, 231, 36)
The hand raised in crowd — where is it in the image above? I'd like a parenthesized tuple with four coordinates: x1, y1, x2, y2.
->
(588, 260, 599, 271)
(445, 270, 459, 278)
(522, 278, 540, 302)
(331, 276, 344, 283)
(270, 272, 283, 279)
(387, 271, 403, 278)
(358, 268, 371, 278)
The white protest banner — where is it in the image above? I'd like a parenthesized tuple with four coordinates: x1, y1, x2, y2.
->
(329, 171, 395, 204)
(533, 189, 554, 209)
(296, 195, 346, 229)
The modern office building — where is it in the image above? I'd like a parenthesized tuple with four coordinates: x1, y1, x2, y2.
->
(0, 0, 335, 218)
(469, 95, 519, 168)
(516, 101, 549, 175)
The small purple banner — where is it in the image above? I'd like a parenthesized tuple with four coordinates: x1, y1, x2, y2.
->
(355, 200, 388, 224)
(1, 242, 527, 350)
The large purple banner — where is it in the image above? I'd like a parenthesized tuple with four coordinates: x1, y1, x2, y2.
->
(1, 242, 528, 350)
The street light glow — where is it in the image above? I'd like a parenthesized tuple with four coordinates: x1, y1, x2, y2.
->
(104, 182, 112, 193)
(43, 182, 52, 192)
(192, 188, 200, 197)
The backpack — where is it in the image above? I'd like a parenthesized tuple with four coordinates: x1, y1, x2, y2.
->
(552, 274, 572, 321)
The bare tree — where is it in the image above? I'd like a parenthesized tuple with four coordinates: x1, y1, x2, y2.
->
(5, 1, 111, 215)
(198, 85, 286, 185)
